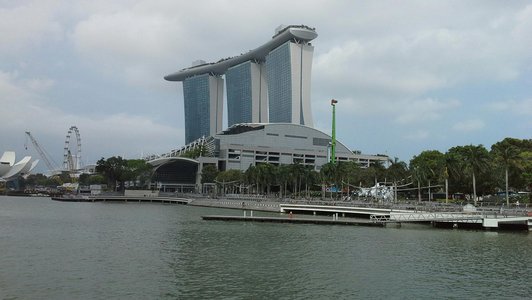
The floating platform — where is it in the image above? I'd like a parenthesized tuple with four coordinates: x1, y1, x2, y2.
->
(201, 215, 385, 227)
(51, 195, 190, 205)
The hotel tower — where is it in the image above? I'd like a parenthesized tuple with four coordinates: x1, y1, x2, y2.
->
(165, 25, 317, 144)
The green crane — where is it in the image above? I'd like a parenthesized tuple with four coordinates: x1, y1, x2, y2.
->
(330, 99, 338, 164)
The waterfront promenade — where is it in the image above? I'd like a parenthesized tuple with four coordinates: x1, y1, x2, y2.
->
(50, 193, 531, 231)
(191, 196, 531, 231)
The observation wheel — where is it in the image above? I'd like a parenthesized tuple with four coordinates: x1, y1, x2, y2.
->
(63, 126, 82, 171)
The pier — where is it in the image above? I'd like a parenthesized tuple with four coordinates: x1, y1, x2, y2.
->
(371, 212, 532, 230)
(279, 203, 410, 218)
(201, 214, 385, 227)
(52, 195, 191, 204)
(279, 203, 531, 231)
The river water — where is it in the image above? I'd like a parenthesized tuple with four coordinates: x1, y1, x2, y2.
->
(0, 196, 530, 299)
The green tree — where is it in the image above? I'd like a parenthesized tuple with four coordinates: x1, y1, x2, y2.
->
(320, 162, 337, 199)
(201, 164, 219, 184)
(96, 156, 127, 191)
(386, 158, 408, 202)
(520, 151, 532, 192)
(386, 158, 408, 182)
(244, 165, 258, 194)
(277, 164, 291, 198)
(410, 150, 445, 201)
(180, 146, 206, 159)
(45, 175, 62, 188)
(123, 159, 153, 188)
(464, 145, 491, 204)
(88, 174, 106, 185)
(216, 169, 243, 194)
(445, 149, 469, 195)
(24, 173, 48, 188)
(256, 163, 275, 195)
(289, 163, 306, 197)
(491, 138, 522, 206)
(447, 145, 490, 204)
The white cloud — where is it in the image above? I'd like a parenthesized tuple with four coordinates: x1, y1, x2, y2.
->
(0, 70, 181, 166)
(71, 9, 186, 87)
(452, 119, 485, 132)
(2, 0, 532, 164)
(24, 78, 55, 92)
(0, 0, 63, 56)
(512, 4, 532, 54)
(394, 98, 461, 124)
(329, 96, 461, 126)
(488, 99, 532, 116)
(404, 130, 429, 140)
(314, 26, 525, 99)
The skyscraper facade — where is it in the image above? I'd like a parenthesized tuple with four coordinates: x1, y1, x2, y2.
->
(265, 41, 314, 126)
(182, 74, 224, 144)
(226, 61, 268, 127)
(165, 25, 317, 145)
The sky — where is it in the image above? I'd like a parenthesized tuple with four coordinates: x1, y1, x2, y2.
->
(1, 0, 531, 173)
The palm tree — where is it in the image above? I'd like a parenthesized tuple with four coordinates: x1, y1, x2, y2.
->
(444, 149, 466, 200)
(410, 166, 423, 202)
(244, 165, 257, 194)
(289, 163, 306, 198)
(462, 145, 490, 205)
(320, 162, 336, 199)
(277, 164, 291, 199)
(386, 158, 408, 202)
(491, 140, 521, 207)
(257, 163, 275, 196)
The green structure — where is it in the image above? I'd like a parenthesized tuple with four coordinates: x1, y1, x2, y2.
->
(330, 99, 338, 164)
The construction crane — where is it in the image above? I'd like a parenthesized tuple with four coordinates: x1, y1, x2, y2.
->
(25, 131, 59, 174)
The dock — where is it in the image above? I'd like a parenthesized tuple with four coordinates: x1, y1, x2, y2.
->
(51, 195, 191, 204)
(201, 215, 385, 227)
(280, 203, 531, 231)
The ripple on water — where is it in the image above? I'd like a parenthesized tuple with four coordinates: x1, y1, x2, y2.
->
(0, 197, 530, 299)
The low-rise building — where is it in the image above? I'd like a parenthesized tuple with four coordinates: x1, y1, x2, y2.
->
(148, 123, 389, 192)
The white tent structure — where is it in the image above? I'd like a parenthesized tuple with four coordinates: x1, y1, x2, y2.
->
(0, 151, 39, 181)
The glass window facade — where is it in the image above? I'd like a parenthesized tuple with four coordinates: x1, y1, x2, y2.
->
(226, 62, 252, 126)
(183, 74, 211, 144)
(266, 42, 292, 123)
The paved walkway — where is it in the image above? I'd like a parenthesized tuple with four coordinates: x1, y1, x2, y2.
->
(189, 198, 280, 212)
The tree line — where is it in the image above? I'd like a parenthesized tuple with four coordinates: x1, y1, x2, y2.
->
(20, 157, 152, 192)
(202, 137, 531, 204)
(20, 137, 531, 204)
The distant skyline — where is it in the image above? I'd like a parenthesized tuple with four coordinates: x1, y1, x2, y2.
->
(1, 0, 531, 173)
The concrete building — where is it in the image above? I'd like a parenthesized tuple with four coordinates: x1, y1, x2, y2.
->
(147, 124, 389, 191)
(165, 25, 317, 142)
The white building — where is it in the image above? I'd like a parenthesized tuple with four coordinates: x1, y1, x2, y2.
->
(0, 151, 39, 181)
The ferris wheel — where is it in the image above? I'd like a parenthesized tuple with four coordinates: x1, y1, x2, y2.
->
(63, 126, 82, 171)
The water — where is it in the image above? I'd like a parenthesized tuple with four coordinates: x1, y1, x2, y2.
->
(1, 196, 530, 299)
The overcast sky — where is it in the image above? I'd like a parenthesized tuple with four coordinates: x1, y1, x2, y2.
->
(1, 0, 531, 173)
